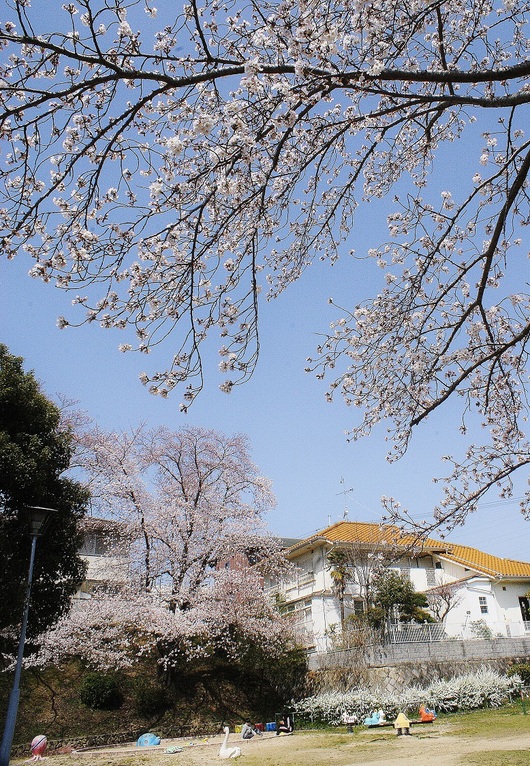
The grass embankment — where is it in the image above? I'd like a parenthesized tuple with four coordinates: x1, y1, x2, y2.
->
(1, 657, 301, 747)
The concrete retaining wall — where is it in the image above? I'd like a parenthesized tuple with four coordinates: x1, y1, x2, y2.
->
(307, 637, 530, 693)
(368, 636, 530, 665)
(309, 636, 530, 670)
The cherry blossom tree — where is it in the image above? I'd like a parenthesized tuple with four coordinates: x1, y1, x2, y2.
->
(35, 565, 292, 671)
(34, 425, 293, 671)
(1, 0, 530, 532)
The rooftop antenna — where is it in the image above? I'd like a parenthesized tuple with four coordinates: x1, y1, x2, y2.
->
(337, 476, 354, 520)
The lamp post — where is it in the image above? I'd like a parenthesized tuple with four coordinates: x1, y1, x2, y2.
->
(0, 506, 57, 766)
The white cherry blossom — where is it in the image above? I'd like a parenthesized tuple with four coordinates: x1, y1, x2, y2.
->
(1, 0, 529, 532)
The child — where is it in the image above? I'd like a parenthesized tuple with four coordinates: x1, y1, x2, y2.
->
(241, 722, 255, 739)
(276, 713, 294, 735)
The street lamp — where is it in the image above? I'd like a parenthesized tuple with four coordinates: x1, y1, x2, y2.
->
(0, 506, 57, 766)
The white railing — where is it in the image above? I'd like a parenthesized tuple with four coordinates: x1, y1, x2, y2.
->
(387, 620, 530, 642)
(387, 623, 447, 643)
(298, 572, 316, 586)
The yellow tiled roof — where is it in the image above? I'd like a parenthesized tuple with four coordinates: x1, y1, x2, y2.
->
(439, 543, 530, 578)
(288, 521, 530, 579)
(288, 520, 445, 553)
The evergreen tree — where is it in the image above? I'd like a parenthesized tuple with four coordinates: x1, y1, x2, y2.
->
(327, 549, 351, 630)
(368, 570, 433, 633)
(0, 345, 88, 660)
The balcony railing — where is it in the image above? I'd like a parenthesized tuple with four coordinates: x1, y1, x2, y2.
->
(297, 572, 316, 586)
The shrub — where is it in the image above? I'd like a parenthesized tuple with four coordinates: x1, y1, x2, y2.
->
(79, 672, 123, 710)
(292, 668, 522, 724)
(507, 663, 530, 685)
(469, 620, 493, 639)
(427, 668, 517, 711)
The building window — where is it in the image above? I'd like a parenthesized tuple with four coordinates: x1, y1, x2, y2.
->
(80, 532, 109, 556)
(353, 600, 365, 617)
(283, 599, 312, 621)
(426, 568, 437, 587)
(519, 596, 530, 623)
(478, 596, 488, 614)
(435, 562, 442, 569)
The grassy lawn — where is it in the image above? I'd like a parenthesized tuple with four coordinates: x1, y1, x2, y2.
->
(444, 705, 530, 766)
(442, 703, 529, 736)
(462, 754, 530, 766)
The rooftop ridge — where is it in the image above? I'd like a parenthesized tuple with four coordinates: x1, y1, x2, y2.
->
(287, 520, 530, 577)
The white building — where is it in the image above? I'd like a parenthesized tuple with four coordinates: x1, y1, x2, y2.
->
(268, 521, 530, 652)
(76, 517, 129, 598)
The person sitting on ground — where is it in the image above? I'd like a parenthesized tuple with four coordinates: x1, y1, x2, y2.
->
(276, 713, 294, 735)
(241, 722, 256, 740)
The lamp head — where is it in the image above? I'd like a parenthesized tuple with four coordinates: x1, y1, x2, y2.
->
(25, 506, 58, 537)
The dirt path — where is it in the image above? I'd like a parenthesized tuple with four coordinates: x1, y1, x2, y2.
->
(14, 724, 530, 766)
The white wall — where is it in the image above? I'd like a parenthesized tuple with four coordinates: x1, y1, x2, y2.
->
(280, 544, 530, 645)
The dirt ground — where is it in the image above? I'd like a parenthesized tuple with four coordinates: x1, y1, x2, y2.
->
(15, 720, 530, 766)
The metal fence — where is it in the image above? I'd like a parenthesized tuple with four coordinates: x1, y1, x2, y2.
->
(387, 620, 530, 643)
(387, 623, 447, 643)
(309, 620, 530, 653)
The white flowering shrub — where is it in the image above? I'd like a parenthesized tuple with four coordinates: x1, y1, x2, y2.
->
(293, 669, 522, 724)
(427, 668, 522, 712)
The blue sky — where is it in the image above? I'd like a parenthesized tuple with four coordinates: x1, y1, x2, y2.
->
(2, 200, 529, 563)
(1, 1, 529, 563)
